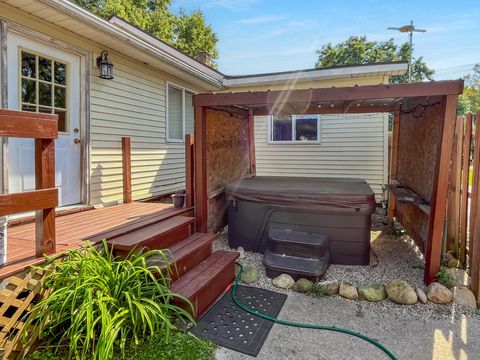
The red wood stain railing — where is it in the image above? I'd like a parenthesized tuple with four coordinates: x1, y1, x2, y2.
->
(122, 137, 132, 204)
(0, 109, 58, 256)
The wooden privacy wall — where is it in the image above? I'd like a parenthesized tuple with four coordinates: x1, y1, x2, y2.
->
(206, 109, 250, 232)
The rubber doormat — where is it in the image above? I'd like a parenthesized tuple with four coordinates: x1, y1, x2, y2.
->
(190, 285, 287, 357)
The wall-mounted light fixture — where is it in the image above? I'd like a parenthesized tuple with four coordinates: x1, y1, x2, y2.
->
(96, 50, 113, 79)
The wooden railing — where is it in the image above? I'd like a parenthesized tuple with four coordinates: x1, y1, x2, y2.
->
(0, 109, 58, 257)
(122, 137, 132, 204)
(185, 134, 195, 208)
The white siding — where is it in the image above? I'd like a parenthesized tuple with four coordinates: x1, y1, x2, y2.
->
(254, 114, 388, 199)
(90, 60, 188, 206)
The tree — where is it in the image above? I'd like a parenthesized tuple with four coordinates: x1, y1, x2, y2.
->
(458, 64, 480, 115)
(315, 36, 434, 83)
(73, 0, 218, 64)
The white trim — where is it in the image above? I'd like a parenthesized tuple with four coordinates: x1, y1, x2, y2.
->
(268, 114, 321, 144)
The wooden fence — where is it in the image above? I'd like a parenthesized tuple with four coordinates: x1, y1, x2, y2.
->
(446, 111, 479, 303)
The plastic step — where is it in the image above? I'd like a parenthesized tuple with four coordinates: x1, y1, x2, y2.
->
(268, 227, 329, 258)
(263, 248, 329, 281)
(171, 250, 239, 319)
(107, 216, 194, 254)
(149, 233, 216, 281)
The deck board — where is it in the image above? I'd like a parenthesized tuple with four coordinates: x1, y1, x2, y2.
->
(2, 202, 178, 279)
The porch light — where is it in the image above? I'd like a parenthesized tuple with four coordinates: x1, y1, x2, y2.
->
(96, 51, 113, 79)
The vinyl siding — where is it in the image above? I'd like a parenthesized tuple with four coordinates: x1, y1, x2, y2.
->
(254, 113, 388, 199)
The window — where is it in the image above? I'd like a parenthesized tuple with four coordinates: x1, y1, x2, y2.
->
(167, 83, 194, 142)
(20, 50, 69, 133)
(269, 114, 320, 143)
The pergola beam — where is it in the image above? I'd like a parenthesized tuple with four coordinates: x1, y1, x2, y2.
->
(253, 104, 395, 116)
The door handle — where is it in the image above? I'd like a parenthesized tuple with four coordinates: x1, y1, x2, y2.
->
(74, 138, 80, 144)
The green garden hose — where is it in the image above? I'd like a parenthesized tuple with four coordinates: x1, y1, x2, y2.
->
(231, 263, 398, 360)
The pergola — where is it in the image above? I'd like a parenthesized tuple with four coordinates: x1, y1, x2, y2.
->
(192, 80, 464, 284)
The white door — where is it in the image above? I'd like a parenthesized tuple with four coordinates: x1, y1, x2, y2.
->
(7, 33, 81, 206)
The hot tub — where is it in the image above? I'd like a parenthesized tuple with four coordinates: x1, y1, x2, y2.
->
(225, 176, 376, 265)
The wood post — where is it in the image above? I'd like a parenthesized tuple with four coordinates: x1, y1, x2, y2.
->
(248, 109, 256, 174)
(194, 106, 208, 233)
(469, 112, 480, 303)
(185, 134, 195, 208)
(35, 138, 56, 256)
(122, 137, 132, 204)
(459, 113, 473, 264)
(424, 95, 458, 283)
(387, 106, 400, 221)
(446, 116, 463, 254)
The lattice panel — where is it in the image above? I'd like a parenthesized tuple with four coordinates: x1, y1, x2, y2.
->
(0, 267, 49, 359)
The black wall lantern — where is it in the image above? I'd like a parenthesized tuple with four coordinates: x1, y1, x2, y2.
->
(96, 50, 113, 79)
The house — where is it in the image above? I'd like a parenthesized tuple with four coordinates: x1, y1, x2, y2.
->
(0, 0, 407, 210)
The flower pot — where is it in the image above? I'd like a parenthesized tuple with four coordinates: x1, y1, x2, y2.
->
(171, 194, 185, 208)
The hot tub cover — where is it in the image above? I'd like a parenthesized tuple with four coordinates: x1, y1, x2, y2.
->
(225, 176, 376, 212)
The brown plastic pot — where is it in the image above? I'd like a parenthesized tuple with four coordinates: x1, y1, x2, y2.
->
(171, 194, 185, 208)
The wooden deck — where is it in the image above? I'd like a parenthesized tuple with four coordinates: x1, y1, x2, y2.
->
(2, 202, 178, 279)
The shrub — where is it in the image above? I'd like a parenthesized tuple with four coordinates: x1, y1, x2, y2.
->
(437, 268, 455, 289)
(22, 241, 194, 360)
(307, 282, 333, 298)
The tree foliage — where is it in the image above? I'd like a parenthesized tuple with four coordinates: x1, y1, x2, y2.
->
(315, 36, 434, 83)
(73, 0, 218, 64)
(458, 64, 480, 115)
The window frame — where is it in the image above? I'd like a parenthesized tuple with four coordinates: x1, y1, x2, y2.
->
(268, 114, 321, 144)
(166, 81, 196, 143)
(18, 47, 70, 135)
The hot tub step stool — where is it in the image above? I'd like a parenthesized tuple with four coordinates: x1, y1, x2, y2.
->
(264, 227, 330, 281)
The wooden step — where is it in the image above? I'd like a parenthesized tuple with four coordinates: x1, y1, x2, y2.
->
(108, 216, 195, 255)
(170, 250, 239, 319)
(150, 233, 216, 281)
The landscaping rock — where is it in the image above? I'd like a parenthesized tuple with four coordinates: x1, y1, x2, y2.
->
(447, 259, 463, 269)
(293, 278, 313, 293)
(241, 266, 259, 284)
(446, 268, 472, 288)
(415, 287, 428, 304)
(426, 282, 453, 304)
(320, 280, 340, 294)
(273, 274, 295, 289)
(339, 282, 358, 300)
(452, 286, 477, 309)
(237, 247, 245, 259)
(386, 279, 417, 305)
(444, 251, 456, 263)
(358, 284, 387, 302)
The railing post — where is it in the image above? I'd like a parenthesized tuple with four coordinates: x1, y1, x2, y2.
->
(469, 112, 480, 304)
(185, 134, 194, 208)
(35, 138, 56, 256)
(122, 137, 132, 204)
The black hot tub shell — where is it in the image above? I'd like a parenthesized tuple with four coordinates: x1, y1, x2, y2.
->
(225, 176, 376, 265)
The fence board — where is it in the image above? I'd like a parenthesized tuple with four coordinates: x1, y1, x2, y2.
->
(459, 113, 473, 263)
(470, 112, 480, 303)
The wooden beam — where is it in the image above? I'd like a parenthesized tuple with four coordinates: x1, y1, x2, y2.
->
(185, 134, 195, 208)
(446, 116, 464, 254)
(35, 138, 56, 257)
(194, 106, 208, 233)
(194, 80, 464, 108)
(459, 113, 473, 263)
(0, 109, 58, 139)
(248, 109, 256, 174)
(122, 137, 132, 204)
(253, 104, 395, 116)
(469, 112, 480, 303)
(0, 188, 57, 217)
(387, 106, 400, 221)
(424, 95, 458, 284)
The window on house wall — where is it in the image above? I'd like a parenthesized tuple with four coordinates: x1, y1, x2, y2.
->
(20, 50, 69, 133)
(167, 83, 195, 142)
(269, 114, 320, 143)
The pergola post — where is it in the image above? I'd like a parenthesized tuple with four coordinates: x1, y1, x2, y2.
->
(387, 106, 400, 221)
(248, 109, 256, 174)
(424, 94, 458, 283)
(194, 106, 208, 233)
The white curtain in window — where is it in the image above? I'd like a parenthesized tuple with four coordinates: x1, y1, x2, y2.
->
(185, 91, 194, 135)
(168, 85, 183, 140)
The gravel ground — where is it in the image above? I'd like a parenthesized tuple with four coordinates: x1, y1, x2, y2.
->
(212, 216, 476, 320)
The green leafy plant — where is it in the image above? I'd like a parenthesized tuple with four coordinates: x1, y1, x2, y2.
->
(436, 268, 455, 289)
(307, 282, 333, 298)
(22, 241, 194, 360)
(393, 226, 406, 236)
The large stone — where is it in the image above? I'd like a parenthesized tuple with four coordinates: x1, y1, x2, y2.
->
(241, 266, 259, 284)
(358, 284, 387, 302)
(386, 280, 417, 305)
(237, 247, 245, 259)
(319, 280, 340, 295)
(426, 282, 453, 304)
(444, 251, 456, 263)
(445, 268, 472, 288)
(293, 278, 314, 293)
(415, 287, 428, 304)
(273, 274, 295, 289)
(453, 286, 477, 309)
(339, 282, 358, 300)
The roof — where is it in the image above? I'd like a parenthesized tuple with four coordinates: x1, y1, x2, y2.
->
(3, 0, 408, 90)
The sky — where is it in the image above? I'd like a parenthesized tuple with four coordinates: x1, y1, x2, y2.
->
(171, 0, 480, 79)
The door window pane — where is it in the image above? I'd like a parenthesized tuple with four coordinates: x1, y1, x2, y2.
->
(39, 57, 52, 82)
(295, 116, 318, 141)
(168, 85, 183, 141)
(54, 110, 67, 132)
(39, 82, 52, 106)
(272, 116, 293, 141)
(54, 86, 66, 108)
(21, 52, 36, 78)
(54, 62, 66, 85)
(21, 78, 36, 104)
